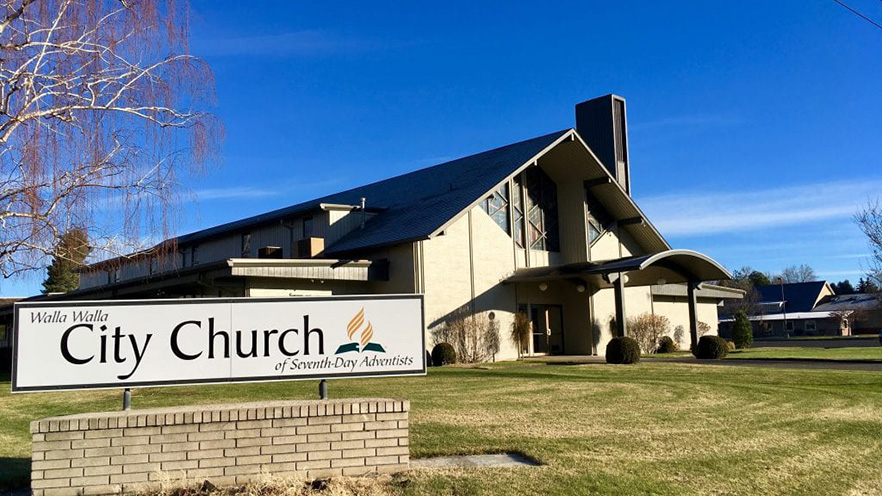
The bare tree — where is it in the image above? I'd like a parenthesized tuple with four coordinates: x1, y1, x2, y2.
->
(0, 0, 220, 280)
(856, 200, 882, 289)
(432, 308, 500, 364)
(779, 264, 816, 283)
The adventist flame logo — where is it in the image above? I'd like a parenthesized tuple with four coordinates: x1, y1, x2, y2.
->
(335, 307, 386, 354)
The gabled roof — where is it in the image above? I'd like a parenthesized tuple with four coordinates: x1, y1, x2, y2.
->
(150, 126, 673, 259)
(173, 130, 569, 251)
(328, 128, 670, 255)
(325, 130, 571, 254)
(756, 281, 831, 313)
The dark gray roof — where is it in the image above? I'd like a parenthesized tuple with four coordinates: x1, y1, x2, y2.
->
(756, 281, 829, 313)
(814, 293, 881, 312)
(177, 129, 569, 254)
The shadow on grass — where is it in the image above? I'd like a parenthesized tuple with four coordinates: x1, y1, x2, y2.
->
(0, 457, 30, 492)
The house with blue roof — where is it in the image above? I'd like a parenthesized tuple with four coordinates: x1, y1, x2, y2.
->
(720, 281, 882, 337)
(4, 95, 744, 359)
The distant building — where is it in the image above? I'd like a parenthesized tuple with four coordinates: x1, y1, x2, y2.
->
(719, 281, 882, 337)
(2, 95, 742, 361)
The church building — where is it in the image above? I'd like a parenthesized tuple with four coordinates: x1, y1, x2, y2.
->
(3, 95, 742, 360)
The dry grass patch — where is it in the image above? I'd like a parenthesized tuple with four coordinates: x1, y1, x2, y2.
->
(148, 472, 405, 496)
(5, 362, 882, 495)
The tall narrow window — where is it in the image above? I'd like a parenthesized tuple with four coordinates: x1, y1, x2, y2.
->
(587, 215, 603, 244)
(481, 183, 511, 234)
(241, 232, 252, 257)
(512, 176, 526, 248)
(585, 194, 612, 245)
(524, 168, 559, 252)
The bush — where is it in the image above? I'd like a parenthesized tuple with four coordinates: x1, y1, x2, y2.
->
(726, 340, 736, 352)
(627, 313, 671, 354)
(656, 335, 678, 353)
(431, 309, 499, 363)
(732, 310, 753, 349)
(606, 337, 641, 364)
(673, 325, 686, 348)
(693, 335, 729, 359)
(431, 343, 456, 366)
(698, 321, 712, 337)
(510, 312, 532, 359)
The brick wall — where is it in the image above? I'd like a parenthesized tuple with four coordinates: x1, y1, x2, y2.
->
(30, 398, 409, 496)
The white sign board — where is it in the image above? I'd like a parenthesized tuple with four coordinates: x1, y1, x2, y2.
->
(12, 295, 425, 392)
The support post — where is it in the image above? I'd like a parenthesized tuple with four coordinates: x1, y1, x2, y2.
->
(319, 379, 327, 400)
(123, 388, 131, 411)
(613, 273, 627, 338)
(687, 281, 700, 351)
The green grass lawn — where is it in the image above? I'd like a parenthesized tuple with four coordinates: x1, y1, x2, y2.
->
(726, 347, 882, 361)
(757, 335, 878, 341)
(3, 362, 882, 495)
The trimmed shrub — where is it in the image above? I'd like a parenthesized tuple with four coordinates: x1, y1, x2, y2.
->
(732, 310, 753, 349)
(726, 340, 736, 351)
(656, 336, 678, 354)
(431, 343, 456, 366)
(693, 335, 729, 359)
(606, 337, 641, 364)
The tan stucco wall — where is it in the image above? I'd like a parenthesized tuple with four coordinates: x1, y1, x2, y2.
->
(421, 207, 521, 360)
(364, 243, 416, 295)
(650, 295, 721, 349)
(469, 208, 520, 360)
(589, 225, 646, 262)
(587, 287, 723, 354)
(589, 287, 616, 353)
(421, 213, 475, 331)
(589, 230, 622, 262)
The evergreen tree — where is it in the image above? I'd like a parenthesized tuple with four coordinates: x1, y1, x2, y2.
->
(858, 277, 880, 294)
(748, 271, 771, 287)
(42, 228, 90, 294)
(833, 280, 855, 295)
(732, 310, 753, 349)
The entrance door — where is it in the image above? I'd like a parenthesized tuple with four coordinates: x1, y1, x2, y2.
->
(530, 305, 564, 355)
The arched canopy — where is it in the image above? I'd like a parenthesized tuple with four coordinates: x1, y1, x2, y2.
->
(505, 249, 731, 288)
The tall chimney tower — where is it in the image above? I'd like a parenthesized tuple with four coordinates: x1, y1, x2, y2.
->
(575, 94, 630, 195)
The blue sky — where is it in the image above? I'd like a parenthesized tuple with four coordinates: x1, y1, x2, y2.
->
(3, 0, 881, 295)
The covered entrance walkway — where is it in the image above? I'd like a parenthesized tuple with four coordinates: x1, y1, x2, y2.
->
(506, 249, 733, 352)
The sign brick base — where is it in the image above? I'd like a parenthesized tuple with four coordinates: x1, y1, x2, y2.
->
(30, 398, 410, 496)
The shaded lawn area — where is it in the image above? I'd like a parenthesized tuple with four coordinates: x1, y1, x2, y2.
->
(727, 347, 882, 361)
(3, 362, 882, 495)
